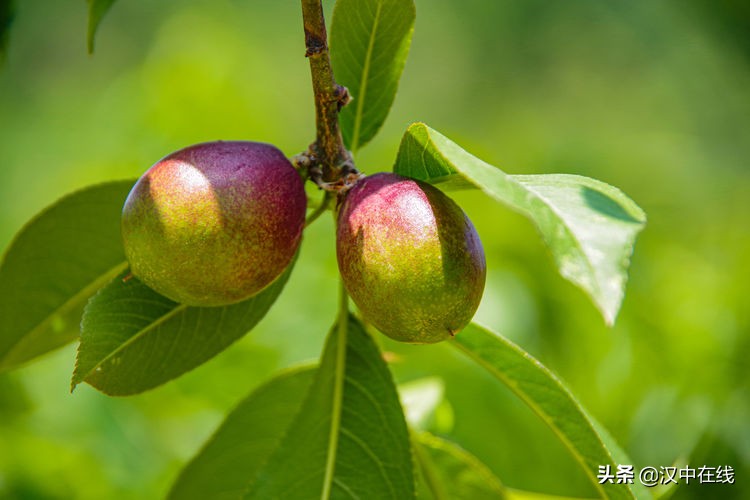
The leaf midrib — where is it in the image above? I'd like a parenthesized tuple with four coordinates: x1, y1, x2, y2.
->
(1, 260, 129, 369)
(320, 308, 349, 498)
(510, 177, 602, 296)
(350, 0, 383, 153)
(452, 326, 632, 500)
(74, 295, 188, 388)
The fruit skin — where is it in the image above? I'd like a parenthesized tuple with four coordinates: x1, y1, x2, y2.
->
(336, 172, 486, 343)
(121, 141, 306, 306)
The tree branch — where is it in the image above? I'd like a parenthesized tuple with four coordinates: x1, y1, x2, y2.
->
(301, 0, 351, 183)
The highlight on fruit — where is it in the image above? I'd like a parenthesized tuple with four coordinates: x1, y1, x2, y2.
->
(121, 140, 306, 306)
(336, 172, 486, 344)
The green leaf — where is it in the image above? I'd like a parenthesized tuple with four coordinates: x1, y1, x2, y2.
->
(414, 432, 507, 500)
(394, 123, 646, 325)
(0, 180, 134, 372)
(169, 366, 316, 500)
(246, 314, 415, 499)
(87, 0, 117, 53)
(72, 259, 295, 396)
(415, 432, 590, 500)
(589, 417, 653, 500)
(330, 0, 415, 152)
(453, 323, 649, 500)
(0, 0, 14, 61)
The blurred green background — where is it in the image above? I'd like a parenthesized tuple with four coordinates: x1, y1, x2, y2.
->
(1, 0, 748, 498)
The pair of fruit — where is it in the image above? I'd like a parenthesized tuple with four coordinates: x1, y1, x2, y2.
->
(122, 141, 486, 343)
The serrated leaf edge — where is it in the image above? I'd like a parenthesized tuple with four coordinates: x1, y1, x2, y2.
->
(513, 173, 646, 325)
(168, 363, 318, 500)
(71, 278, 187, 391)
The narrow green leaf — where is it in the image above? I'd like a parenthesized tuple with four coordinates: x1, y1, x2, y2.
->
(72, 259, 295, 396)
(0, 0, 14, 61)
(394, 123, 646, 325)
(415, 431, 594, 500)
(0, 180, 134, 372)
(246, 314, 415, 499)
(453, 323, 649, 500)
(330, 0, 415, 152)
(589, 417, 654, 500)
(87, 0, 117, 53)
(169, 366, 316, 500)
(414, 432, 507, 500)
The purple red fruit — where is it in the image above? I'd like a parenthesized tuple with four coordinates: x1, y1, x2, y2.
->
(121, 141, 306, 306)
(336, 172, 486, 343)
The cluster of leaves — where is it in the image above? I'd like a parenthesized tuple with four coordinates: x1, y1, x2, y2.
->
(0, 0, 648, 498)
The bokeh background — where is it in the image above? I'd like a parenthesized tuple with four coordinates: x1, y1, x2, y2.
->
(1, 0, 748, 498)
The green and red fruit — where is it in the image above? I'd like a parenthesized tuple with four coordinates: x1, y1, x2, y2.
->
(336, 172, 486, 343)
(121, 140, 306, 306)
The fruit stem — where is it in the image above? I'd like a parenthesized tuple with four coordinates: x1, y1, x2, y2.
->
(304, 191, 333, 228)
(301, 0, 352, 184)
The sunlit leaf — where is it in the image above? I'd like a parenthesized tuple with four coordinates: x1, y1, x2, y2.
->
(169, 366, 315, 500)
(415, 432, 506, 500)
(453, 323, 649, 500)
(87, 0, 117, 53)
(72, 259, 295, 396)
(330, 0, 415, 152)
(394, 122, 646, 325)
(0, 180, 134, 372)
(246, 314, 415, 499)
